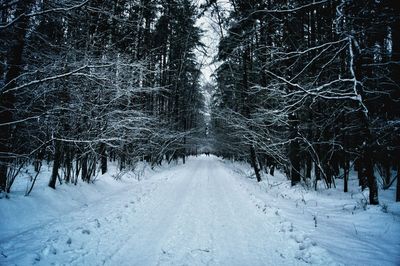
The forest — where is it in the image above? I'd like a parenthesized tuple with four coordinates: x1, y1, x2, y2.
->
(1, 0, 399, 206)
(208, 0, 400, 205)
(1, 0, 206, 194)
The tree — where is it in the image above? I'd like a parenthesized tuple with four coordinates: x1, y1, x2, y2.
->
(0, 0, 206, 193)
(211, 0, 399, 204)
(0, 0, 34, 192)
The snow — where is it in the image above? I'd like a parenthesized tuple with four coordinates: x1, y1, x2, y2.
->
(223, 160, 400, 266)
(1, 155, 399, 265)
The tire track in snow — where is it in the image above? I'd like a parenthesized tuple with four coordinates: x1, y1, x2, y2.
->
(1, 156, 335, 265)
(106, 161, 202, 265)
(155, 159, 216, 266)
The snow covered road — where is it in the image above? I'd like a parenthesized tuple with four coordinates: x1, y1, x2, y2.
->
(0, 156, 342, 265)
(117, 155, 304, 266)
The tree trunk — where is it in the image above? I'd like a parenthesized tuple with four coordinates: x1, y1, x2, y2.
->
(306, 155, 312, 180)
(0, 1, 32, 192)
(352, 38, 379, 204)
(269, 164, 275, 176)
(0, 164, 7, 192)
(327, 164, 333, 189)
(258, 155, 264, 172)
(75, 155, 80, 184)
(382, 158, 391, 187)
(120, 149, 125, 171)
(64, 145, 72, 183)
(344, 159, 349, 193)
(100, 143, 107, 175)
(364, 152, 379, 205)
(396, 164, 400, 202)
(391, 1, 400, 202)
(81, 155, 88, 183)
(49, 140, 62, 189)
(250, 146, 261, 182)
(289, 116, 301, 186)
(182, 136, 186, 164)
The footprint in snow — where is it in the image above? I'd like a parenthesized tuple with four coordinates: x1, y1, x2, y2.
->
(275, 250, 285, 258)
(42, 244, 57, 256)
(290, 233, 336, 265)
(295, 244, 336, 265)
(82, 229, 91, 235)
(31, 253, 41, 264)
(93, 218, 101, 228)
(290, 232, 306, 243)
(280, 221, 294, 233)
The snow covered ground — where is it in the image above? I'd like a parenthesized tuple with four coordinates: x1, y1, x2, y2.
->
(0, 155, 399, 265)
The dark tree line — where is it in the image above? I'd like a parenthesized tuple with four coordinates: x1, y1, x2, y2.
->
(209, 0, 400, 203)
(0, 0, 205, 193)
(1, 0, 399, 204)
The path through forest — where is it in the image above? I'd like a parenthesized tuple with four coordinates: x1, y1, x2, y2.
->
(0, 156, 338, 265)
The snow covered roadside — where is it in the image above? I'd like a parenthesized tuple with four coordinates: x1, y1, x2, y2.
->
(0, 155, 398, 265)
(0, 161, 179, 265)
(223, 160, 400, 266)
